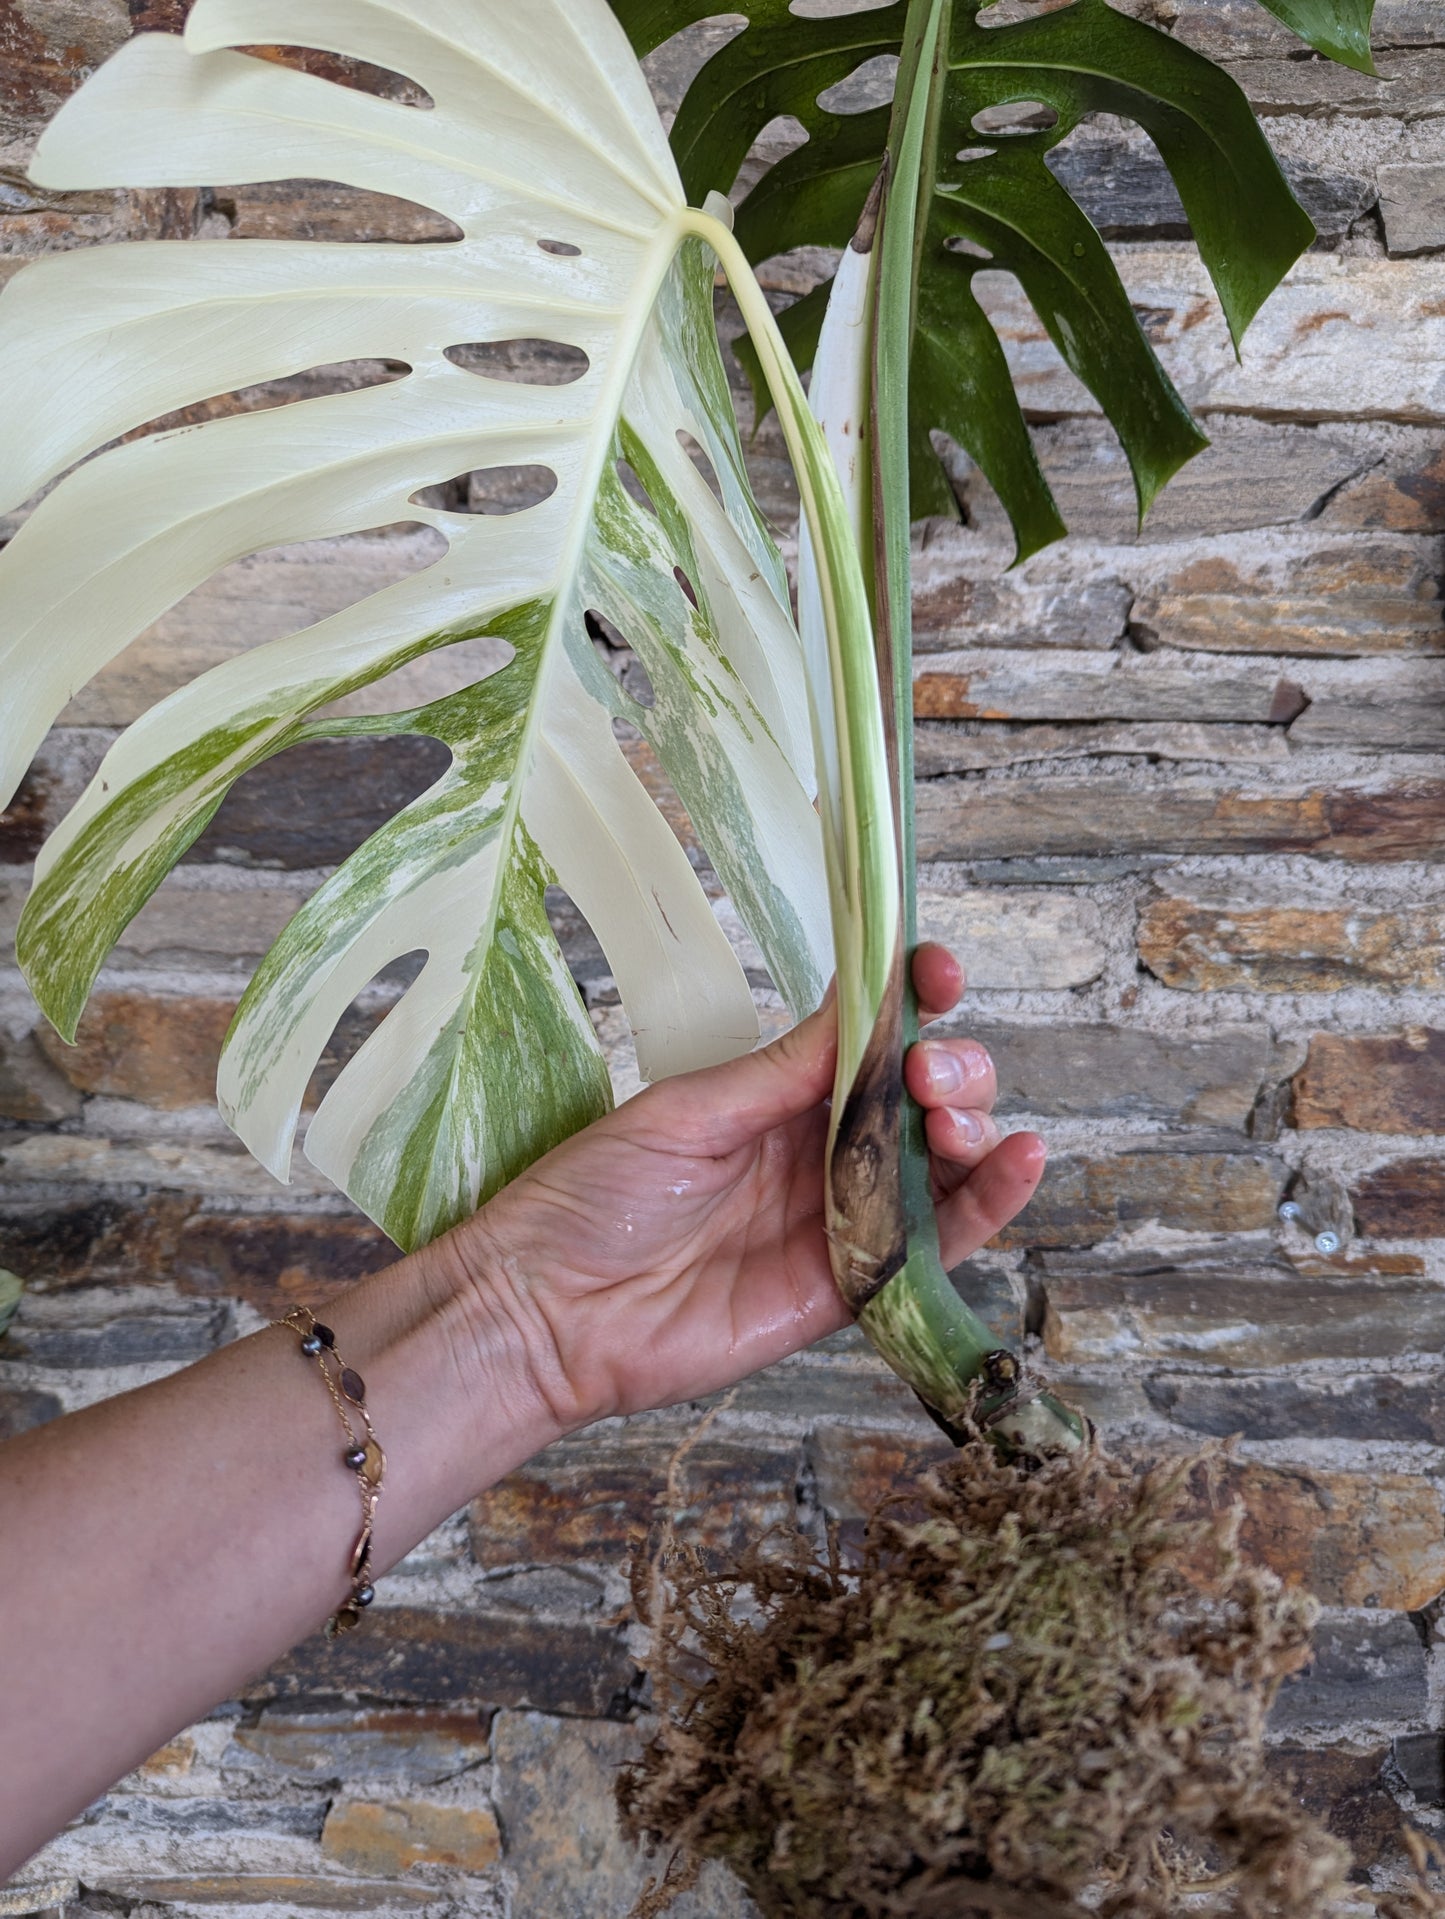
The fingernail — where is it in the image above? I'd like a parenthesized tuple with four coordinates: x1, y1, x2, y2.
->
(924, 1045, 965, 1094)
(950, 1109, 986, 1145)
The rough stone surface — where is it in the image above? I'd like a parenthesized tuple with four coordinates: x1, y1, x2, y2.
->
(1294, 1029, 1445, 1134)
(1173, 1458, 1445, 1611)
(320, 1800, 501, 1876)
(998, 1150, 1286, 1249)
(36, 994, 237, 1110)
(250, 1608, 638, 1719)
(1272, 1613, 1429, 1737)
(1145, 1371, 1445, 1443)
(1042, 1255, 1445, 1365)
(1352, 1157, 1445, 1240)
(917, 774, 1445, 863)
(915, 888, 1109, 990)
(1265, 1747, 1403, 1872)
(470, 1432, 801, 1572)
(0, 1030, 81, 1122)
(1380, 162, 1445, 254)
(955, 1020, 1282, 1126)
(227, 1710, 491, 1788)
(0, 1383, 62, 1438)
(491, 1712, 758, 1919)
(1140, 886, 1445, 992)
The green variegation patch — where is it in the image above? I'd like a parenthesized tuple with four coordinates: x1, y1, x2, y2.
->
(0, 0, 834, 1248)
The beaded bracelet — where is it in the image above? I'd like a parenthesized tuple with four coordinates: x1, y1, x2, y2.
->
(274, 1305, 387, 1638)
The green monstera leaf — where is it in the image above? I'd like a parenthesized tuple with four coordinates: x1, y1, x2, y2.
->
(616, 0, 1359, 559)
(0, 0, 837, 1251)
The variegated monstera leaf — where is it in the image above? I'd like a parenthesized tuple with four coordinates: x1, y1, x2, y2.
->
(0, 0, 831, 1251)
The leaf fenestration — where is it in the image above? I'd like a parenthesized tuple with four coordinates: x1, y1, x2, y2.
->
(621, 0, 1317, 557)
(0, 0, 831, 1249)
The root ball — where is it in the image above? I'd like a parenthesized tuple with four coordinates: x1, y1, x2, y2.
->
(620, 1438, 1427, 1918)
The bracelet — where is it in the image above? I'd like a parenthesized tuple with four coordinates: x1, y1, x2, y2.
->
(274, 1305, 387, 1638)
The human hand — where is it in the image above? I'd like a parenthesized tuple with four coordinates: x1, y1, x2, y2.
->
(441, 946, 1045, 1434)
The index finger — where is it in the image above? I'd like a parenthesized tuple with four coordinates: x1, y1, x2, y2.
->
(912, 942, 964, 1025)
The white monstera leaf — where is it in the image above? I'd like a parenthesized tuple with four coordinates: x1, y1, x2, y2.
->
(0, 0, 831, 1250)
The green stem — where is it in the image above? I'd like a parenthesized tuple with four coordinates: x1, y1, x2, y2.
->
(859, 0, 1083, 1451)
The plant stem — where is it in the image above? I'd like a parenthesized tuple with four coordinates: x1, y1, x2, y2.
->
(853, 1, 1085, 1450)
(691, 197, 1082, 1452)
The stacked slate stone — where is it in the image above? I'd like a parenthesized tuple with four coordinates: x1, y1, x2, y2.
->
(2, 0, 1444, 1911)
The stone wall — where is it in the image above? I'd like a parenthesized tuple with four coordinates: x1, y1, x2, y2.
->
(2, 0, 1445, 1911)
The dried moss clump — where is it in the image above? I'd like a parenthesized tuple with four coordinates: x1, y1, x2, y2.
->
(621, 1438, 1411, 1919)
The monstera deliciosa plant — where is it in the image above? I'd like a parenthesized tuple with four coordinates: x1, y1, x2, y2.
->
(0, 0, 1370, 1449)
(0, 0, 1376, 1458)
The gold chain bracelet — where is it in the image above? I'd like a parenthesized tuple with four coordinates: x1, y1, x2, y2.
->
(274, 1305, 387, 1637)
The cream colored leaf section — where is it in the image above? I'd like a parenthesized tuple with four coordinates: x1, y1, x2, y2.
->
(3, 0, 829, 1247)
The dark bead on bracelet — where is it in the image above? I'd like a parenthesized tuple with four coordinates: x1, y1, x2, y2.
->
(356, 1585, 376, 1608)
(300, 1334, 324, 1357)
(314, 1323, 336, 1348)
(340, 1368, 366, 1405)
(344, 1445, 368, 1471)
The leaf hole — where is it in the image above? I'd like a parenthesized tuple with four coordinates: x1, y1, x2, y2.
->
(641, 18, 748, 127)
(237, 43, 434, 108)
(110, 360, 409, 457)
(945, 236, 993, 260)
(955, 146, 995, 164)
(58, 525, 446, 726)
(746, 113, 811, 169)
(312, 633, 517, 725)
(538, 237, 583, 257)
(677, 431, 725, 506)
(624, 654, 659, 709)
(210, 180, 461, 245)
(586, 609, 629, 652)
(790, 0, 895, 15)
(616, 459, 661, 518)
(817, 53, 898, 116)
(190, 735, 451, 872)
(444, 340, 590, 386)
(674, 567, 700, 609)
(971, 99, 1059, 137)
(409, 467, 558, 515)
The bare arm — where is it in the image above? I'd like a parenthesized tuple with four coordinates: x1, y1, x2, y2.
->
(0, 946, 1042, 1878)
(0, 1241, 561, 1876)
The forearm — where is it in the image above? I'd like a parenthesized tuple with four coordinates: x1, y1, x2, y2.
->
(0, 1239, 563, 1880)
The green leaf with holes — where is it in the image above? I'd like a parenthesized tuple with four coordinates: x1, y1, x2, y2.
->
(618, 0, 1319, 560)
(0, 0, 834, 1251)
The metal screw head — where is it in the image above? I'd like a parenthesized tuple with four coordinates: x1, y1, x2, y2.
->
(1314, 1230, 1341, 1255)
(1278, 1200, 1302, 1221)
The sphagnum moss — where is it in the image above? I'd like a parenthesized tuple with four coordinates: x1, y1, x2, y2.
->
(620, 1439, 1445, 1919)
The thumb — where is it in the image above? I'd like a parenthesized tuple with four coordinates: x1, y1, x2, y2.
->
(648, 985, 839, 1156)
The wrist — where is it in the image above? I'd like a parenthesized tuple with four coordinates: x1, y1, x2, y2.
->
(413, 1211, 594, 1449)
(319, 1230, 571, 1571)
